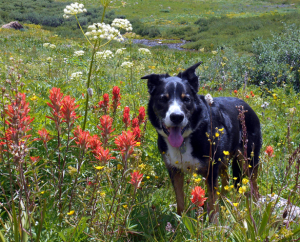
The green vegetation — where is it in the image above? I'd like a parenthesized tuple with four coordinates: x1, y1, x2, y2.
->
(0, 0, 300, 241)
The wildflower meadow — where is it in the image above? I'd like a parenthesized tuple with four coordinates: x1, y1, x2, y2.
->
(1, 0, 300, 241)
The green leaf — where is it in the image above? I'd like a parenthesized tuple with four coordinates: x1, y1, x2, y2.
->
(0, 230, 6, 242)
(258, 201, 272, 236)
(182, 215, 196, 237)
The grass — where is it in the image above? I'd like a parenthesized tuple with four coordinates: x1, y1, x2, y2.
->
(0, 1, 300, 241)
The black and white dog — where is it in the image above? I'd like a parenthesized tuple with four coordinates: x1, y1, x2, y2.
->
(142, 62, 261, 219)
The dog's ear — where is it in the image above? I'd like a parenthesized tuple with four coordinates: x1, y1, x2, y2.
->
(141, 74, 169, 94)
(178, 62, 202, 93)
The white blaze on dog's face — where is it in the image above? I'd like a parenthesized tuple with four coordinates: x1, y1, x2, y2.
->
(153, 77, 196, 148)
(142, 62, 202, 148)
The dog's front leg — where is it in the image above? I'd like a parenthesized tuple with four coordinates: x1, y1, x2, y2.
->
(168, 167, 184, 215)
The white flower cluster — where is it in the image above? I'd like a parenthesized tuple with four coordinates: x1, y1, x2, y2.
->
(95, 50, 114, 59)
(261, 102, 269, 108)
(70, 72, 83, 80)
(43, 43, 56, 49)
(86, 23, 123, 42)
(205, 93, 214, 105)
(111, 18, 132, 32)
(74, 50, 85, 57)
(121, 61, 133, 68)
(63, 2, 87, 19)
(115, 48, 126, 55)
(46, 57, 53, 62)
(138, 48, 151, 55)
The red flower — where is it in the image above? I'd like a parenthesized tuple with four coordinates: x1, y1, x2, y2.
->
(30, 156, 40, 163)
(60, 95, 79, 127)
(98, 115, 115, 147)
(89, 134, 102, 153)
(218, 87, 223, 91)
(131, 118, 139, 128)
(138, 106, 146, 125)
(133, 126, 141, 141)
(191, 186, 207, 207)
(265, 145, 274, 157)
(251, 91, 255, 97)
(246, 95, 249, 99)
(37, 128, 51, 144)
(94, 146, 115, 163)
(73, 126, 91, 151)
(46, 87, 64, 124)
(111, 86, 121, 114)
(115, 130, 137, 160)
(129, 171, 143, 189)
(98, 93, 110, 114)
(234, 90, 238, 94)
(122, 106, 131, 129)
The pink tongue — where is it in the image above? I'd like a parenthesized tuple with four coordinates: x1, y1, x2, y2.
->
(168, 127, 184, 148)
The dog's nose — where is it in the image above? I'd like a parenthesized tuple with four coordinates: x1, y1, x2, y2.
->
(170, 113, 184, 125)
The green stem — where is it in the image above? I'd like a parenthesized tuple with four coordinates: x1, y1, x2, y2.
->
(75, 15, 92, 47)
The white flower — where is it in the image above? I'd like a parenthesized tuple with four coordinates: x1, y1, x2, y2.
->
(74, 50, 85, 57)
(63, 2, 87, 18)
(95, 50, 114, 59)
(138, 48, 151, 55)
(70, 71, 83, 80)
(46, 57, 53, 62)
(115, 48, 126, 55)
(49, 44, 56, 49)
(85, 22, 124, 42)
(121, 61, 133, 68)
(205, 94, 213, 105)
(43, 43, 50, 47)
(261, 102, 269, 108)
(111, 18, 133, 32)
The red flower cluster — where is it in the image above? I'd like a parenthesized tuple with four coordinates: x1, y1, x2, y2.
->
(89, 134, 102, 152)
(73, 126, 91, 151)
(129, 171, 143, 189)
(115, 130, 137, 160)
(191, 186, 207, 207)
(5, 93, 34, 160)
(94, 145, 115, 163)
(111, 86, 121, 114)
(250, 91, 255, 97)
(37, 128, 51, 148)
(138, 106, 146, 125)
(218, 87, 223, 92)
(131, 118, 139, 128)
(61, 95, 80, 127)
(98, 93, 110, 114)
(246, 95, 249, 99)
(123, 106, 131, 129)
(46, 88, 79, 128)
(265, 145, 274, 157)
(98, 115, 115, 147)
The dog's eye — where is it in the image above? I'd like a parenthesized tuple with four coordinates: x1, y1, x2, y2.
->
(183, 96, 191, 103)
(159, 95, 169, 102)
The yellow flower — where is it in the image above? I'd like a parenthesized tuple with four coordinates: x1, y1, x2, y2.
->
(68, 166, 77, 175)
(146, 176, 150, 179)
(219, 128, 224, 132)
(40, 191, 45, 194)
(224, 185, 229, 190)
(271, 192, 275, 197)
(136, 142, 141, 146)
(100, 192, 106, 198)
(242, 178, 249, 184)
(215, 132, 219, 137)
(193, 173, 197, 177)
(273, 93, 277, 100)
(248, 165, 252, 168)
(233, 203, 239, 207)
(67, 210, 75, 215)
(212, 51, 217, 55)
(30, 94, 38, 101)
(239, 186, 247, 194)
(95, 166, 104, 170)
(123, 205, 128, 209)
(139, 164, 146, 170)
(162, 151, 165, 155)
(175, 161, 179, 164)
(223, 151, 230, 156)
(195, 178, 201, 183)
(230, 185, 234, 189)
(217, 191, 220, 195)
(117, 164, 123, 170)
(233, 177, 238, 180)
(155, 176, 158, 179)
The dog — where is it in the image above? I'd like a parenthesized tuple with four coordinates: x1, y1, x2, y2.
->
(142, 62, 261, 220)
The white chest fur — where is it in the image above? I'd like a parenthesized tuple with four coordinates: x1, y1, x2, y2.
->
(163, 138, 203, 173)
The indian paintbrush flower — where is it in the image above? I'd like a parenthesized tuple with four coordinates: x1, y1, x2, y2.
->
(191, 186, 207, 207)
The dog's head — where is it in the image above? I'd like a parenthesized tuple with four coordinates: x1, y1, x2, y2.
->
(142, 62, 202, 148)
